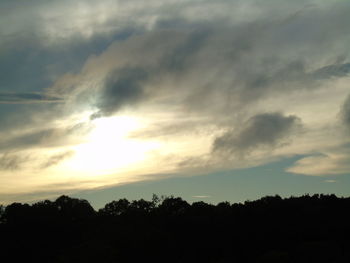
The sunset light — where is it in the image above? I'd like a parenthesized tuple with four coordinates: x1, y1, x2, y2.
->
(1, 0, 349, 208)
(66, 115, 161, 175)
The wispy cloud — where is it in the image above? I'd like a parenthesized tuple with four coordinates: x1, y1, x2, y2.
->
(0, 92, 63, 104)
(40, 151, 74, 169)
(1, 0, 350, 202)
(213, 113, 302, 157)
(341, 94, 350, 130)
(192, 195, 211, 199)
(287, 144, 350, 176)
(324, 180, 337, 183)
(0, 153, 29, 171)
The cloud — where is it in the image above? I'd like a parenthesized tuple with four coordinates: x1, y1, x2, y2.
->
(0, 150, 74, 171)
(287, 144, 350, 176)
(59, 14, 350, 120)
(40, 151, 74, 169)
(341, 94, 350, 129)
(1, 0, 350, 202)
(324, 180, 336, 183)
(91, 67, 149, 118)
(192, 195, 211, 199)
(213, 113, 301, 156)
(32, 0, 350, 123)
(0, 153, 29, 171)
(0, 123, 90, 152)
(312, 63, 350, 79)
(130, 115, 214, 139)
(0, 92, 63, 104)
(0, 128, 58, 151)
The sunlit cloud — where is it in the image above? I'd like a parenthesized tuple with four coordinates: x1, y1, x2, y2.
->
(65, 115, 160, 174)
(192, 195, 211, 199)
(286, 144, 350, 176)
(1, 0, 350, 202)
(324, 180, 337, 183)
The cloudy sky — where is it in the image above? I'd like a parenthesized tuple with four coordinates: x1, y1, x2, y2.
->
(1, 0, 350, 207)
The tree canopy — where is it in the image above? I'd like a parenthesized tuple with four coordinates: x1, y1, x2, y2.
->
(0, 194, 349, 262)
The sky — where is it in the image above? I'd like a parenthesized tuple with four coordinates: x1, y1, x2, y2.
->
(0, 0, 350, 207)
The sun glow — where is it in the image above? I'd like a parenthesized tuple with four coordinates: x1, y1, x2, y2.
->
(65, 115, 160, 175)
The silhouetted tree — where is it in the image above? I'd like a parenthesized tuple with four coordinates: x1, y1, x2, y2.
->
(130, 199, 154, 214)
(190, 201, 214, 216)
(99, 198, 130, 216)
(54, 195, 95, 219)
(158, 196, 190, 215)
(1, 194, 350, 263)
(0, 204, 4, 223)
(3, 202, 31, 224)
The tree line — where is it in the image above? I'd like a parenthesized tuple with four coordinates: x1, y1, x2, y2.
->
(0, 194, 349, 262)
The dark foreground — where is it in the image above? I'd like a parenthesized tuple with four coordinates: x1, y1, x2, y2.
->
(0, 194, 349, 262)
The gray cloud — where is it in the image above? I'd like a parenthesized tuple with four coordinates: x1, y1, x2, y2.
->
(91, 67, 149, 119)
(90, 15, 350, 117)
(4, 0, 350, 120)
(2, 2, 349, 145)
(1, 0, 350, 200)
(312, 63, 350, 79)
(0, 150, 74, 171)
(341, 94, 350, 129)
(0, 122, 91, 152)
(0, 92, 63, 104)
(0, 153, 29, 171)
(159, 29, 210, 72)
(0, 129, 57, 151)
(213, 113, 301, 156)
(40, 151, 74, 169)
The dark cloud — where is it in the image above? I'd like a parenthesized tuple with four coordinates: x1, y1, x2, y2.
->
(312, 63, 350, 79)
(91, 67, 149, 118)
(236, 61, 350, 102)
(0, 129, 56, 151)
(341, 94, 350, 129)
(0, 104, 44, 134)
(213, 112, 301, 156)
(0, 151, 74, 171)
(0, 122, 90, 152)
(0, 92, 63, 104)
(5, 1, 350, 120)
(40, 151, 74, 169)
(0, 153, 28, 171)
(160, 29, 209, 72)
(99, 18, 350, 115)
